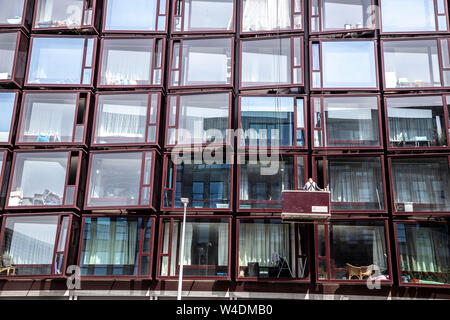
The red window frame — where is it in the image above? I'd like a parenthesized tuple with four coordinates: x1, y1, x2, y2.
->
(236, 216, 311, 283)
(312, 153, 388, 214)
(310, 38, 379, 91)
(16, 90, 91, 147)
(0, 212, 78, 280)
(0, 0, 32, 32)
(311, 94, 383, 150)
(237, 153, 308, 213)
(5, 149, 84, 211)
(84, 149, 159, 211)
(172, 0, 236, 34)
(161, 152, 234, 213)
(166, 91, 233, 149)
(388, 154, 450, 216)
(32, 0, 100, 33)
(168, 36, 234, 89)
(77, 214, 156, 280)
(156, 215, 232, 281)
(381, 37, 450, 91)
(0, 149, 9, 210)
(0, 30, 28, 88)
(0, 90, 19, 147)
(393, 219, 450, 289)
(102, 0, 168, 34)
(239, 35, 304, 90)
(384, 93, 450, 151)
(24, 35, 98, 88)
(91, 91, 161, 148)
(314, 217, 394, 285)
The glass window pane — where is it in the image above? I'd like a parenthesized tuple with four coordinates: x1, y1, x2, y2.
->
(57, 217, 70, 252)
(105, 0, 158, 31)
(0, 32, 17, 80)
(100, 38, 154, 86)
(387, 96, 447, 148)
(18, 93, 78, 143)
(87, 152, 144, 207)
(383, 40, 441, 88)
(242, 0, 292, 32)
(183, 0, 234, 32)
(322, 41, 377, 88)
(35, 0, 84, 29)
(0, 0, 25, 25)
(322, 0, 373, 31)
(8, 152, 69, 207)
(0, 92, 15, 142)
(242, 38, 292, 87)
(381, 0, 437, 32)
(94, 93, 149, 144)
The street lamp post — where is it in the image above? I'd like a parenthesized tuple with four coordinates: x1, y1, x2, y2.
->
(177, 198, 189, 301)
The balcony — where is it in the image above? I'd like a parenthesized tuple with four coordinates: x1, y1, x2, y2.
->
(281, 190, 331, 221)
(0, 31, 28, 88)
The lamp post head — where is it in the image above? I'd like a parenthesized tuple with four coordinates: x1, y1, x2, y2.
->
(180, 198, 189, 204)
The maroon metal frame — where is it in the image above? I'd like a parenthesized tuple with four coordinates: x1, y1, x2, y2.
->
(84, 149, 159, 211)
(388, 154, 450, 216)
(5, 149, 85, 211)
(16, 90, 92, 148)
(235, 216, 311, 283)
(161, 152, 234, 213)
(310, 94, 384, 151)
(380, 36, 450, 91)
(156, 215, 232, 281)
(76, 214, 156, 280)
(379, 0, 450, 35)
(0, 0, 31, 32)
(102, 0, 168, 34)
(165, 90, 233, 149)
(314, 217, 394, 285)
(97, 36, 166, 89)
(168, 36, 234, 90)
(173, 0, 236, 34)
(0, 212, 77, 280)
(392, 219, 450, 289)
(236, 153, 308, 214)
(239, 35, 304, 90)
(309, 0, 376, 35)
(311, 153, 388, 215)
(384, 92, 450, 151)
(0, 90, 19, 147)
(0, 149, 9, 210)
(91, 91, 161, 148)
(24, 34, 98, 88)
(309, 38, 380, 91)
(0, 30, 28, 88)
(32, 0, 100, 33)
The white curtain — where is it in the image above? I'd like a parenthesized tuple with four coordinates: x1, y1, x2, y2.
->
(103, 48, 152, 85)
(97, 104, 146, 139)
(242, 0, 291, 31)
(372, 227, 388, 272)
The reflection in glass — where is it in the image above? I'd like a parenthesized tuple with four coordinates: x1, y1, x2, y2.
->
(35, 0, 84, 28)
(105, 0, 158, 31)
(0, 92, 15, 142)
(318, 0, 373, 31)
(0, 0, 24, 25)
(381, 0, 439, 32)
(182, 0, 233, 32)
(0, 32, 17, 80)
(242, 0, 292, 32)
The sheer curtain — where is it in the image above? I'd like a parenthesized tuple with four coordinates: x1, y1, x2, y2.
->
(388, 108, 436, 142)
(97, 104, 146, 139)
(372, 226, 388, 273)
(242, 0, 291, 31)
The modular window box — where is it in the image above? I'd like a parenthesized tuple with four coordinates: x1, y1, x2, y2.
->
(311, 39, 378, 90)
(162, 154, 232, 211)
(158, 216, 231, 279)
(173, 0, 235, 33)
(33, 0, 97, 31)
(314, 155, 386, 212)
(17, 91, 90, 146)
(79, 216, 155, 278)
(237, 218, 309, 281)
(6, 150, 83, 210)
(0, 213, 77, 278)
(238, 154, 306, 211)
(382, 38, 450, 90)
(26, 36, 96, 87)
(98, 37, 164, 87)
(166, 92, 232, 147)
(169, 37, 233, 88)
(0, 0, 29, 30)
(239, 95, 306, 148)
(395, 222, 449, 286)
(0, 31, 28, 87)
(93, 92, 160, 146)
(311, 95, 382, 149)
(240, 36, 303, 89)
(241, 0, 302, 33)
(390, 156, 450, 214)
(311, 0, 375, 34)
(0, 150, 8, 207)
(103, 0, 168, 33)
(86, 150, 157, 210)
(386, 95, 449, 150)
(0, 91, 18, 146)
(380, 0, 448, 34)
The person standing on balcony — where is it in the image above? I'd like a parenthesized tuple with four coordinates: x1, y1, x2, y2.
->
(303, 178, 322, 191)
